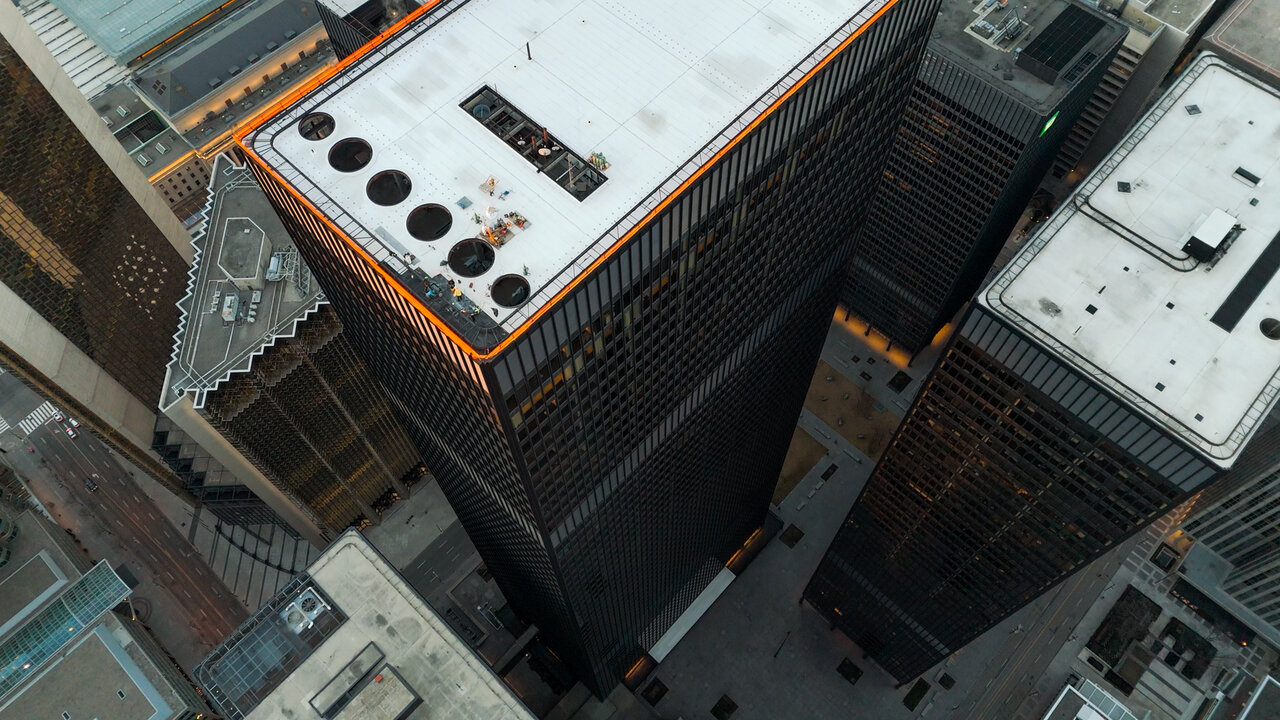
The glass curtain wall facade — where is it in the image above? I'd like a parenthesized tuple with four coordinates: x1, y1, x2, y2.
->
(1182, 433, 1280, 636)
(245, 0, 940, 695)
(0, 35, 185, 407)
(841, 18, 1121, 354)
(197, 304, 423, 534)
(805, 306, 1219, 681)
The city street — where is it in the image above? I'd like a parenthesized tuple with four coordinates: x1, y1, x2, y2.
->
(0, 372, 247, 669)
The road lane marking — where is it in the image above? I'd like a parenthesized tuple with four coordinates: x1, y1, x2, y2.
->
(17, 402, 57, 435)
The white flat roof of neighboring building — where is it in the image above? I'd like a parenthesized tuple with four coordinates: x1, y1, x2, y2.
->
(983, 54, 1280, 467)
(253, 0, 888, 334)
(239, 531, 534, 720)
(1041, 681, 1140, 720)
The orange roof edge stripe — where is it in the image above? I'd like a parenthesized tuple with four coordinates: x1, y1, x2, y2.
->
(234, 0, 446, 144)
(134, 0, 241, 63)
(235, 0, 899, 362)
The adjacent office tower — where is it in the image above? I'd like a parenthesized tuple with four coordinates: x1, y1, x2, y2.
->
(1178, 465, 1280, 651)
(236, 0, 940, 694)
(161, 157, 422, 544)
(0, 12, 193, 490)
(316, 0, 422, 59)
(841, 0, 1124, 355)
(806, 53, 1280, 682)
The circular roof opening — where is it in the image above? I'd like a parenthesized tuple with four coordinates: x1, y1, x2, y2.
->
(406, 204, 452, 240)
(366, 170, 412, 206)
(1262, 318, 1280, 340)
(492, 274, 531, 307)
(328, 138, 372, 172)
(448, 239, 495, 277)
(298, 112, 334, 141)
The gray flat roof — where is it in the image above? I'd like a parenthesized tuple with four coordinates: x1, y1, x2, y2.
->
(89, 83, 194, 164)
(134, 0, 324, 119)
(0, 627, 162, 720)
(982, 54, 1280, 468)
(930, 0, 1124, 113)
(1200, 0, 1280, 87)
(1143, 0, 1219, 34)
(162, 155, 324, 411)
(46, 0, 226, 62)
(210, 531, 535, 720)
(1242, 676, 1280, 720)
(0, 555, 61, 633)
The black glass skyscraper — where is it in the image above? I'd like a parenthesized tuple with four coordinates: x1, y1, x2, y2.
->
(807, 54, 1280, 682)
(841, 0, 1124, 354)
(236, 0, 940, 694)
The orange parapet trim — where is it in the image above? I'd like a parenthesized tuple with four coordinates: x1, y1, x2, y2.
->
(233, 0, 448, 145)
(133, 0, 243, 63)
(148, 149, 200, 183)
(624, 657, 647, 680)
(235, 0, 902, 361)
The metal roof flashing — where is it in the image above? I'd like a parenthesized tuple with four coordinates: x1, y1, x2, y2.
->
(238, 0, 899, 359)
(982, 54, 1280, 469)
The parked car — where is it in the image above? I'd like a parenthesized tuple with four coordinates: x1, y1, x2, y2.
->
(64, 427, 76, 439)
(84, 477, 98, 493)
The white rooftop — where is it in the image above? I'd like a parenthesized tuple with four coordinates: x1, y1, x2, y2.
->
(983, 54, 1280, 467)
(250, 0, 888, 342)
(242, 531, 534, 720)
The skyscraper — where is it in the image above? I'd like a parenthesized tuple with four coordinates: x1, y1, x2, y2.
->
(1164, 0, 1280, 657)
(1177, 464, 1280, 649)
(841, 0, 1124, 354)
(0, 9, 193, 491)
(806, 53, 1280, 682)
(316, 0, 422, 59)
(236, 0, 940, 694)
(161, 156, 423, 544)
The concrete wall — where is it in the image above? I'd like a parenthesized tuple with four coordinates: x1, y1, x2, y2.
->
(160, 394, 329, 546)
(0, 282, 158, 458)
(1064, 26, 1184, 188)
(0, 1, 194, 265)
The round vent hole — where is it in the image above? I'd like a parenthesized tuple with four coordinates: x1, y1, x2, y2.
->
(448, 239, 495, 277)
(298, 112, 334, 140)
(367, 170, 412, 206)
(407, 204, 452, 240)
(328, 138, 372, 172)
(492, 274, 531, 307)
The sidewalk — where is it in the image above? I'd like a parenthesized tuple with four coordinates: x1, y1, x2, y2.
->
(362, 475, 458, 568)
(0, 432, 246, 670)
(130, 466, 319, 612)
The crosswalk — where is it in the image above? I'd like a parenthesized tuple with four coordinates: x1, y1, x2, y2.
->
(0, 417, 8, 435)
(18, 402, 58, 435)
